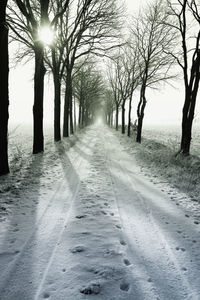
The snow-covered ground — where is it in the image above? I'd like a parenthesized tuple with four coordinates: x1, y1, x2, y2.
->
(0, 125, 200, 299)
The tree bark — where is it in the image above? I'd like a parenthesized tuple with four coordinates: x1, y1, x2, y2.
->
(136, 85, 146, 143)
(33, 44, 46, 154)
(116, 105, 119, 131)
(121, 101, 125, 134)
(53, 73, 61, 141)
(0, 0, 9, 175)
(81, 100, 85, 128)
(74, 97, 76, 132)
(180, 56, 200, 155)
(127, 97, 132, 137)
(63, 69, 72, 137)
(69, 94, 73, 134)
(78, 101, 82, 128)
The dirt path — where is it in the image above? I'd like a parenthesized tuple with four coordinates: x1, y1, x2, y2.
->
(0, 126, 200, 299)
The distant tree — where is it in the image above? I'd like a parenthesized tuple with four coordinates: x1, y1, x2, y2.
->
(132, 0, 176, 143)
(104, 88, 115, 127)
(73, 61, 104, 127)
(116, 52, 131, 134)
(107, 58, 122, 131)
(115, 43, 140, 136)
(61, 0, 123, 137)
(107, 42, 140, 135)
(0, 0, 9, 175)
(124, 42, 140, 137)
(166, 0, 200, 155)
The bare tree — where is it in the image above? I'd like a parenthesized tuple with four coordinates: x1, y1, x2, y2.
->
(7, 0, 69, 152)
(73, 61, 104, 127)
(104, 88, 115, 126)
(125, 42, 140, 137)
(107, 58, 122, 131)
(132, 0, 176, 143)
(61, 0, 123, 137)
(116, 52, 131, 134)
(0, 0, 9, 175)
(166, 0, 200, 155)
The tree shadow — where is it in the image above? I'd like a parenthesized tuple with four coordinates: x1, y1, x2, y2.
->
(0, 153, 44, 299)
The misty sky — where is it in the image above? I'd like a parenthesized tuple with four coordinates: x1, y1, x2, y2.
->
(8, 0, 200, 129)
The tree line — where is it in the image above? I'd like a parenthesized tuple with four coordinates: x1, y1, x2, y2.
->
(105, 0, 200, 156)
(0, 0, 123, 176)
(1, 0, 200, 177)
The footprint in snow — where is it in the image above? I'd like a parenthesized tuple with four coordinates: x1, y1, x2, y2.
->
(101, 210, 107, 215)
(123, 259, 131, 266)
(70, 246, 86, 253)
(76, 215, 87, 219)
(110, 213, 114, 216)
(43, 292, 50, 298)
(115, 225, 121, 229)
(194, 221, 199, 225)
(120, 282, 130, 292)
(81, 232, 91, 235)
(80, 283, 101, 295)
(120, 240, 126, 246)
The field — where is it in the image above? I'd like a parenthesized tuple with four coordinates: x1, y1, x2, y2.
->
(2, 123, 200, 210)
(117, 124, 200, 202)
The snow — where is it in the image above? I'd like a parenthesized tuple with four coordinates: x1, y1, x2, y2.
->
(0, 125, 200, 299)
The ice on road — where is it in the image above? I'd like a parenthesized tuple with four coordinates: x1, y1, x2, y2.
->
(0, 126, 200, 300)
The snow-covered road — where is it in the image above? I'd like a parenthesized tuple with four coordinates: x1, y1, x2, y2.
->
(0, 126, 200, 300)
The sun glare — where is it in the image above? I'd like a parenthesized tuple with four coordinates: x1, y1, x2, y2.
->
(38, 26, 54, 46)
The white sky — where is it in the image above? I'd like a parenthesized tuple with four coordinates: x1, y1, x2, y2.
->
(8, 0, 200, 130)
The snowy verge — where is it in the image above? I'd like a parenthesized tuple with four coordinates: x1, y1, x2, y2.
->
(110, 127, 200, 222)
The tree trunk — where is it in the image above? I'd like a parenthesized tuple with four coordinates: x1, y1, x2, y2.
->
(181, 92, 199, 154)
(0, 0, 9, 175)
(81, 100, 85, 128)
(63, 69, 72, 137)
(136, 85, 146, 143)
(74, 97, 76, 132)
(69, 94, 73, 134)
(180, 58, 200, 155)
(33, 44, 46, 154)
(78, 101, 82, 128)
(121, 101, 125, 134)
(53, 73, 61, 142)
(116, 105, 119, 131)
(128, 97, 132, 137)
(111, 111, 113, 127)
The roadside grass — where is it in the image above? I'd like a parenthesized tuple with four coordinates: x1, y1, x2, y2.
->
(136, 138, 200, 199)
(115, 127, 200, 201)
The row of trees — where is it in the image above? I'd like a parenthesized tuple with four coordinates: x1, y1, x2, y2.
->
(105, 0, 200, 156)
(0, 0, 123, 176)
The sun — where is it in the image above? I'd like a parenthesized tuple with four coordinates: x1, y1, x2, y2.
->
(38, 25, 54, 46)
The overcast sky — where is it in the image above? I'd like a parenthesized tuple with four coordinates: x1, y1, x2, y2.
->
(8, 0, 200, 130)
